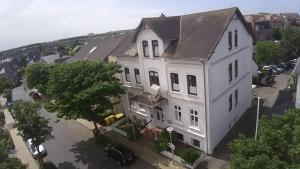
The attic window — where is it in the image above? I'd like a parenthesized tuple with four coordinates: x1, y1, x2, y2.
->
(89, 46, 97, 53)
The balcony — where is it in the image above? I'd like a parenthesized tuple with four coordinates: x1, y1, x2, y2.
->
(125, 84, 167, 108)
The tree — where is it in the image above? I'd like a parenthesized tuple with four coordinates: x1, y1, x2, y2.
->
(229, 109, 300, 169)
(47, 61, 126, 134)
(25, 63, 51, 95)
(273, 28, 282, 40)
(3, 88, 12, 102)
(254, 41, 282, 65)
(0, 75, 12, 94)
(12, 101, 53, 166)
(281, 27, 300, 60)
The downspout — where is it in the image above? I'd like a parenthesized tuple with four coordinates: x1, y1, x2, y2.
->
(201, 60, 209, 154)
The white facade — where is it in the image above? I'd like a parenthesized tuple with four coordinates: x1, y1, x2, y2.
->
(118, 13, 253, 154)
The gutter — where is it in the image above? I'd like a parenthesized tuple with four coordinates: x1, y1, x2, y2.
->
(201, 60, 209, 154)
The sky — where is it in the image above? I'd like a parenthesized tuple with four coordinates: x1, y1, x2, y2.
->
(1, 0, 300, 52)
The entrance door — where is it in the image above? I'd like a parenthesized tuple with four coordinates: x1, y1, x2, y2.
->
(154, 106, 164, 129)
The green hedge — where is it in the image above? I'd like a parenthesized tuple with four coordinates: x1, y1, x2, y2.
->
(154, 130, 178, 152)
(118, 122, 141, 140)
(180, 148, 200, 165)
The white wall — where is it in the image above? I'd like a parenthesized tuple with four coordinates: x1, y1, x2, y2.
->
(206, 14, 253, 153)
(296, 74, 300, 108)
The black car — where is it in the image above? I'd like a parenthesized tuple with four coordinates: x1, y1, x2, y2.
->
(104, 144, 135, 165)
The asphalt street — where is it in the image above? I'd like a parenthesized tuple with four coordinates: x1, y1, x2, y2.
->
(13, 83, 153, 169)
(40, 108, 154, 169)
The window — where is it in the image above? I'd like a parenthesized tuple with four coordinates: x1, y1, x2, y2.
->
(228, 63, 232, 82)
(177, 132, 184, 141)
(171, 73, 179, 91)
(190, 110, 198, 126)
(134, 69, 141, 84)
(142, 41, 149, 57)
(187, 75, 197, 95)
(255, 25, 259, 31)
(174, 105, 182, 121)
(234, 30, 238, 47)
(156, 112, 160, 120)
(192, 138, 200, 148)
(229, 94, 233, 112)
(124, 67, 130, 82)
(234, 60, 238, 78)
(228, 31, 232, 50)
(152, 40, 159, 57)
(234, 89, 238, 105)
(149, 71, 160, 86)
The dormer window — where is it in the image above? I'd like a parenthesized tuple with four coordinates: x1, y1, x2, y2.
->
(152, 40, 159, 57)
(228, 31, 232, 50)
(142, 41, 149, 57)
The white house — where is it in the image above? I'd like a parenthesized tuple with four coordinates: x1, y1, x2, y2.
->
(113, 7, 254, 154)
(293, 58, 300, 108)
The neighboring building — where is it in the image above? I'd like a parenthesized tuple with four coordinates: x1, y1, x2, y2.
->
(69, 32, 134, 114)
(0, 62, 22, 86)
(293, 58, 300, 108)
(116, 7, 255, 154)
(244, 13, 285, 41)
(40, 53, 70, 64)
(69, 33, 129, 62)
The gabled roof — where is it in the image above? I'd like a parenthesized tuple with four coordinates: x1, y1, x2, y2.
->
(41, 53, 70, 64)
(133, 16, 181, 42)
(111, 32, 137, 57)
(71, 34, 127, 61)
(131, 7, 252, 60)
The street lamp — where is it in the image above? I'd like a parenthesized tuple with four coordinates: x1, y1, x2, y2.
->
(124, 85, 136, 141)
(166, 127, 175, 164)
(255, 97, 261, 140)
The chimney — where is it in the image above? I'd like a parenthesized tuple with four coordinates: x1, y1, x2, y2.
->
(160, 13, 165, 18)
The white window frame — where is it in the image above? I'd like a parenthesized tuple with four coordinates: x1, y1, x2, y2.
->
(190, 110, 198, 127)
(234, 89, 238, 106)
(174, 105, 182, 121)
(192, 138, 200, 148)
(124, 67, 130, 82)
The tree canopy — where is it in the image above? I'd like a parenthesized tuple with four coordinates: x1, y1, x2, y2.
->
(254, 41, 282, 65)
(25, 63, 52, 95)
(47, 60, 126, 133)
(281, 27, 300, 60)
(229, 109, 300, 169)
(0, 104, 26, 169)
(12, 101, 53, 165)
(0, 75, 12, 94)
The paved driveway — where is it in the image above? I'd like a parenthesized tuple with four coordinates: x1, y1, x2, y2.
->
(196, 71, 293, 169)
(40, 108, 154, 169)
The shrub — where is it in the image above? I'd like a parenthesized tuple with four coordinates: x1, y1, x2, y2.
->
(154, 135, 169, 152)
(43, 102, 56, 113)
(42, 161, 58, 169)
(180, 148, 200, 165)
(154, 130, 178, 152)
(117, 120, 141, 140)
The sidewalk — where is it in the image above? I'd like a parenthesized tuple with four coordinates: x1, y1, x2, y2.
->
(76, 118, 185, 169)
(0, 97, 39, 169)
(104, 131, 185, 169)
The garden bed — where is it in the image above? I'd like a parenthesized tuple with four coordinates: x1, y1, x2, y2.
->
(112, 118, 141, 140)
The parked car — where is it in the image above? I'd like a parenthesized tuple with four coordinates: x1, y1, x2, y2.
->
(104, 144, 135, 165)
(270, 65, 284, 73)
(279, 63, 289, 70)
(257, 71, 275, 86)
(26, 138, 47, 159)
(6, 101, 12, 109)
(262, 66, 279, 75)
(29, 91, 41, 100)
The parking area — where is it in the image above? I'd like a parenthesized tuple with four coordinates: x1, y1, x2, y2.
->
(196, 71, 294, 169)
